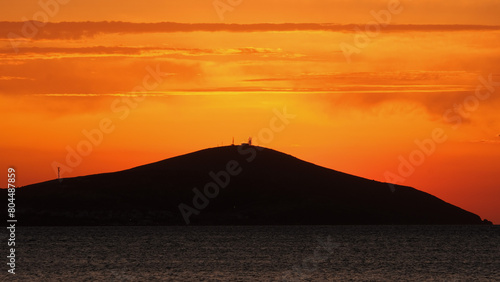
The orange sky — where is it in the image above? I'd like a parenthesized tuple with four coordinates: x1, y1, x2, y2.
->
(1, 0, 500, 223)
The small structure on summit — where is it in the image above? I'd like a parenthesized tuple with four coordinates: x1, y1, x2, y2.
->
(241, 137, 252, 147)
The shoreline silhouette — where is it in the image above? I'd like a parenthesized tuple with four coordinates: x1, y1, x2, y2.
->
(4, 146, 492, 226)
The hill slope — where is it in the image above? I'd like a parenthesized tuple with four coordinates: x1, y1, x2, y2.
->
(7, 146, 487, 225)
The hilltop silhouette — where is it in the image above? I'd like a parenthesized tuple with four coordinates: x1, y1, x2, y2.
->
(6, 146, 490, 225)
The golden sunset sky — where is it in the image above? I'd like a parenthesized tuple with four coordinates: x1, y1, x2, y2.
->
(1, 0, 499, 223)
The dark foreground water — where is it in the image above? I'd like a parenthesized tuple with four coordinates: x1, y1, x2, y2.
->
(2, 226, 499, 281)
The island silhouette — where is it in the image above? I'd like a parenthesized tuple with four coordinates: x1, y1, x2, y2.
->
(6, 145, 492, 225)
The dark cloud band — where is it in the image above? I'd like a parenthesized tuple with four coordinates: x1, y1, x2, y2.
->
(2, 21, 500, 40)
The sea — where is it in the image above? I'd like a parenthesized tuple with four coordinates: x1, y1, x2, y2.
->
(2, 225, 499, 281)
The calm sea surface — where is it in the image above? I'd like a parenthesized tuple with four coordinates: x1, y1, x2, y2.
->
(3, 226, 499, 281)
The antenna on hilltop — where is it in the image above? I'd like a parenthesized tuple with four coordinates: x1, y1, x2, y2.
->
(248, 137, 252, 146)
(57, 167, 60, 179)
(232, 137, 235, 146)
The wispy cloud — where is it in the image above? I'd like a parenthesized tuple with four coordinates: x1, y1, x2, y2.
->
(0, 75, 31, 80)
(0, 46, 284, 60)
(467, 139, 500, 144)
